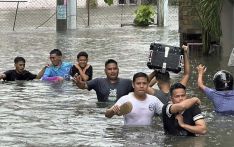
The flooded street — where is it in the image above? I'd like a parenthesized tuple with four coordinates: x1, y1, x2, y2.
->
(1, 6, 234, 147)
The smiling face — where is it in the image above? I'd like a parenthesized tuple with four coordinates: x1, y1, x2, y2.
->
(105, 63, 119, 81)
(133, 76, 149, 98)
(77, 56, 88, 68)
(49, 53, 62, 66)
(15, 61, 25, 74)
(171, 88, 187, 104)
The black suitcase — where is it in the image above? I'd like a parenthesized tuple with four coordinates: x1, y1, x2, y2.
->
(147, 43, 184, 73)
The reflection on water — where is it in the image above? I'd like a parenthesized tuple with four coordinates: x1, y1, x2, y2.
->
(1, 9, 234, 147)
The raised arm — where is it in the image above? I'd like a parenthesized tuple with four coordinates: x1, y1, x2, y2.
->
(197, 64, 207, 91)
(148, 70, 157, 83)
(176, 114, 207, 135)
(170, 97, 201, 114)
(180, 45, 190, 86)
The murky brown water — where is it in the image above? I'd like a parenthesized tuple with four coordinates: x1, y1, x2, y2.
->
(1, 6, 234, 147)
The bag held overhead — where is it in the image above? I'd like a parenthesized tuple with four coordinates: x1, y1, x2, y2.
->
(147, 43, 184, 73)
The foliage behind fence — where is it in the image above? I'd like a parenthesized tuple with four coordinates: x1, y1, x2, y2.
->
(0, 0, 178, 31)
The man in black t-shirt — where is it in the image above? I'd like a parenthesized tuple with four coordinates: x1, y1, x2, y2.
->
(70, 51, 93, 81)
(0, 57, 46, 81)
(162, 83, 207, 136)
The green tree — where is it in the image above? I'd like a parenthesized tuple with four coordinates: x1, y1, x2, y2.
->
(133, 5, 156, 27)
(194, 0, 223, 55)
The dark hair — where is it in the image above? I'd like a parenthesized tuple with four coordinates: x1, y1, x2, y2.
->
(14, 57, 25, 64)
(50, 49, 62, 56)
(155, 71, 170, 83)
(170, 82, 186, 96)
(77, 51, 88, 59)
(133, 72, 149, 83)
(105, 59, 118, 67)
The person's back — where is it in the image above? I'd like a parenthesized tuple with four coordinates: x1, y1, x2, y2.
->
(197, 65, 234, 114)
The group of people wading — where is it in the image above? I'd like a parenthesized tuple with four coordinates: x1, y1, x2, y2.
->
(1, 45, 234, 136)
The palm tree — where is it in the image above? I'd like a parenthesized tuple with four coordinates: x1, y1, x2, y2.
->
(194, 0, 223, 55)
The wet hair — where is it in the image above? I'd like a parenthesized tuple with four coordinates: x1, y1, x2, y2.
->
(77, 51, 88, 59)
(14, 56, 25, 64)
(133, 72, 149, 83)
(105, 59, 118, 67)
(170, 82, 186, 96)
(50, 49, 62, 56)
(155, 71, 170, 83)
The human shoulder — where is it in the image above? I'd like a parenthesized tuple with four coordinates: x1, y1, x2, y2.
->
(62, 61, 73, 67)
(116, 92, 133, 105)
(162, 103, 173, 117)
(147, 94, 162, 102)
(4, 70, 15, 74)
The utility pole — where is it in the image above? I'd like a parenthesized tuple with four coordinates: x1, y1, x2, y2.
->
(56, 0, 67, 31)
(157, 0, 168, 27)
(67, 0, 77, 30)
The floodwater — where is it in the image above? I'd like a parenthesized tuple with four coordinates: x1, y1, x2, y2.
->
(1, 6, 234, 147)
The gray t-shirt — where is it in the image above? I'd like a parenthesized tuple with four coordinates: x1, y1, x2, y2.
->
(87, 78, 133, 102)
(154, 89, 170, 104)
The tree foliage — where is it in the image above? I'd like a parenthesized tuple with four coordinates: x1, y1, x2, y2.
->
(133, 5, 156, 27)
(194, 0, 223, 55)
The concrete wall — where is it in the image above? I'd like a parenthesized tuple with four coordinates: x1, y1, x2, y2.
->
(220, 0, 234, 57)
(178, 0, 201, 34)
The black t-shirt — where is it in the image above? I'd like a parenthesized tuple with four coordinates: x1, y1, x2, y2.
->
(3, 70, 37, 81)
(162, 103, 204, 136)
(70, 65, 93, 81)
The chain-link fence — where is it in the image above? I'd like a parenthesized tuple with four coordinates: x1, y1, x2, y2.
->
(0, 0, 178, 31)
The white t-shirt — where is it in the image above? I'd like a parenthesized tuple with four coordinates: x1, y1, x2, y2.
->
(115, 92, 163, 126)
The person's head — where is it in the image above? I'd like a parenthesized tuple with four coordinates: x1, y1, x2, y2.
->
(77, 51, 88, 68)
(170, 82, 187, 104)
(213, 70, 233, 91)
(49, 49, 62, 66)
(14, 56, 26, 74)
(155, 71, 170, 86)
(104, 59, 119, 81)
(132, 72, 149, 97)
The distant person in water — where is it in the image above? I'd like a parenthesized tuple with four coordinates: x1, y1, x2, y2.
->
(147, 45, 190, 104)
(70, 51, 93, 81)
(197, 64, 234, 114)
(105, 72, 163, 126)
(73, 59, 133, 102)
(162, 82, 207, 136)
(41, 49, 72, 82)
(0, 56, 46, 81)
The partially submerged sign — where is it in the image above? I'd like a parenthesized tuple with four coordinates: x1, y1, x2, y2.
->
(228, 48, 234, 66)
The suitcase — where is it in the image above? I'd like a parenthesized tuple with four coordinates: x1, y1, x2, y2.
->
(147, 43, 184, 73)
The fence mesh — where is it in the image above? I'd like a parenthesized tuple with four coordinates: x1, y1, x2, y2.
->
(0, 0, 178, 31)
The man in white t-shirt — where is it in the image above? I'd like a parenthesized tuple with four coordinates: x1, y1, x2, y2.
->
(105, 72, 163, 126)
